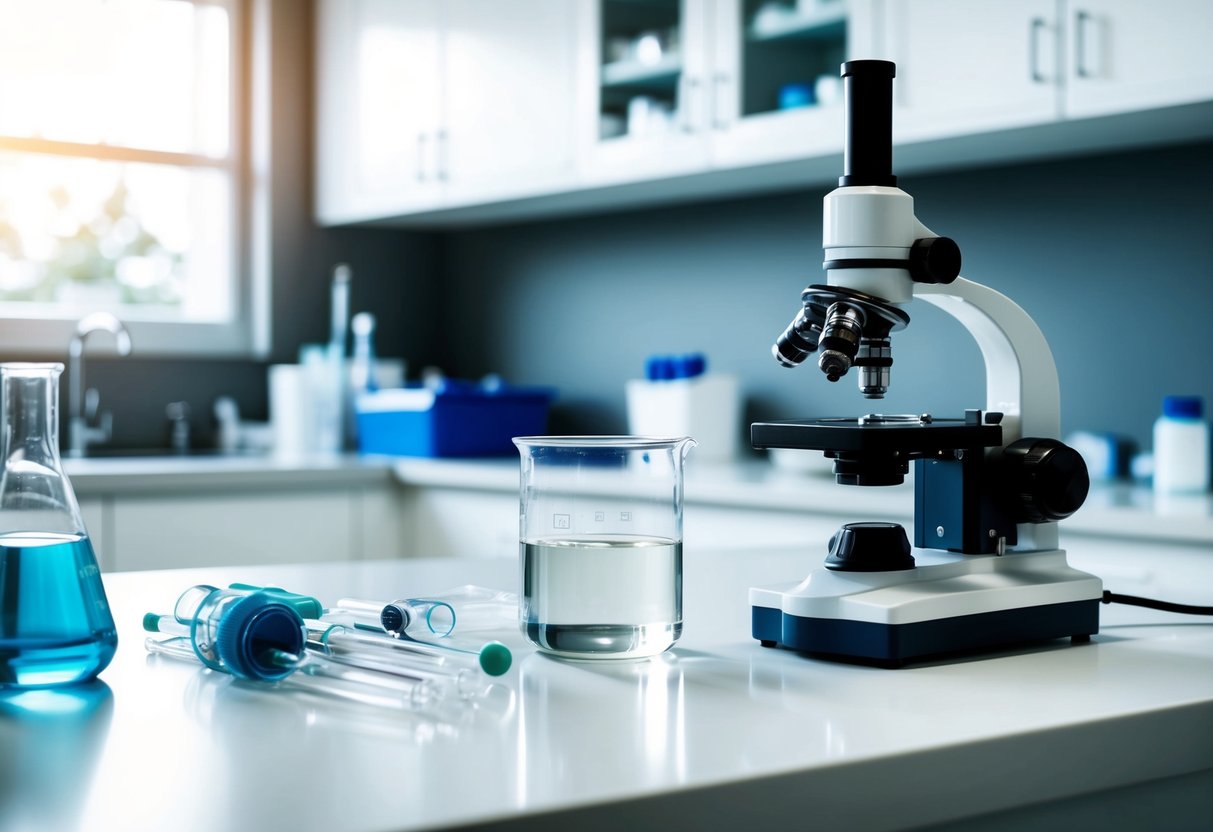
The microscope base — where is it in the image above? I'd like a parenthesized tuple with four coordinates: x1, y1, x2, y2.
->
(750, 549, 1102, 667)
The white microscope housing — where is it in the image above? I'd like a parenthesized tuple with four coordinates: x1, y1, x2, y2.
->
(751, 61, 1101, 666)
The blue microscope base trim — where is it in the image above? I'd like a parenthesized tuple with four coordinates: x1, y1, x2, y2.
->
(752, 600, 1100, 667)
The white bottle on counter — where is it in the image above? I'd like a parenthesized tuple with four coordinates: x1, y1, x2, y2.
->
(626, 353, 740, 463)
(1152, 395, 1210, 494)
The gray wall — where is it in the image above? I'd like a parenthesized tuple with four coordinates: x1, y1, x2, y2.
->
(438, 139, 1213, 453)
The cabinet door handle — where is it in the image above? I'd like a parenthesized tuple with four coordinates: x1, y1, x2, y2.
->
(679, 75, 701, 133)
(1029, 17, 1048, 83)
(712, 71, 730, 130)
(1075, 10, 1093, 78)
(416, 133, 428, 182)
(436, 129, 449, 182)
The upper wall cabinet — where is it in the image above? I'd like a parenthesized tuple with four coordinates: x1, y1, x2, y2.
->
(575, 0, 877, 185)
(884, 0, 1213, 144)
(1061, 0, 1213, 119)
(314, 0, 1213, 228)
(315, 0, 577, 225)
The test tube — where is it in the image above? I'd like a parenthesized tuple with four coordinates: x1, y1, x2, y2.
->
(332, 591, 515, 677)
(305, 622, 489, 700)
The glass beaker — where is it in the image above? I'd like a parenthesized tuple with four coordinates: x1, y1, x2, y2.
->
(0, 363, 117, 688)
(513, 435, 696, 660)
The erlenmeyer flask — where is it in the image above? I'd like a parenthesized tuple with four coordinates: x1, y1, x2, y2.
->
(0, 363, 117, 688)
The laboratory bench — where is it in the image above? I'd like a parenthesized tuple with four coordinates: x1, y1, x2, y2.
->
(3, 541, 1211, 832)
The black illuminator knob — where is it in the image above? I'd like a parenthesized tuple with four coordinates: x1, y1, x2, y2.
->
(909, 236, 962, 284)
(1003, 438, 1090, 523)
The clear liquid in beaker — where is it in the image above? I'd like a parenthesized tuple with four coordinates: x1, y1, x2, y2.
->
(0, 532, 118, 688)
(521, 534, 682, 659)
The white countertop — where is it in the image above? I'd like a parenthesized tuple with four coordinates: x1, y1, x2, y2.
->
(4, 544, 1211, 832)
(63, 452, 394, 493)
(63, 452, 1213, 545)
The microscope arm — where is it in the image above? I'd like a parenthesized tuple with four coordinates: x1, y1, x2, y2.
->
(914, 276, 1062, 551)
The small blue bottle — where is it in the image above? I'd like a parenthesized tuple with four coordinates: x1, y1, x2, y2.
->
(0, 363, 117, 688)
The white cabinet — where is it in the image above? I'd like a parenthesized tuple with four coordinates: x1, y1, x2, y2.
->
(883, 0, 1061, 141)
(575, 0, 716, 184)
(1063, 0, 1213, 119)
(315, 0, 442, 223)
(315, 0, 1213, 226)
(884, 0, 1213, 143)
(402, 488, 519, 559)
(442, 2, 578, 205)
(709, 0, 879, 168)
(315, 0, 578, 224)
(577, 0, 864, 183)
(82, 483, 404, 572)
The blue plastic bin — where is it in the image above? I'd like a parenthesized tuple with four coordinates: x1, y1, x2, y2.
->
(355, 381, 554, 457)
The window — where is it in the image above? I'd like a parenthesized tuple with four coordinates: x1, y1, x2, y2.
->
(0, 0, 263, 356)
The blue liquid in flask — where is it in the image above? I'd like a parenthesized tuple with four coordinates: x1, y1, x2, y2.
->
(0, 531, 117, 688)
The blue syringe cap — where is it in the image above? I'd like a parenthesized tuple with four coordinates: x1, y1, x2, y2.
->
(214, 592, 306, 682)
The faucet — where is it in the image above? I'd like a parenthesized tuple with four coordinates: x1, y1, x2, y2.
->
(68, 312, 132, 457)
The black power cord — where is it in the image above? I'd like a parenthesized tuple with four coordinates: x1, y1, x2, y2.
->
(1102, 590, 1213, 616)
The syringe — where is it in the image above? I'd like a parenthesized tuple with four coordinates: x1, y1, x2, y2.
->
(231, 582, 516, 676)
(142, 586, 454, 712)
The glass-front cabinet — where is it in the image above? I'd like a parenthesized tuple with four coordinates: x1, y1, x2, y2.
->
(577, 0, 867, 186)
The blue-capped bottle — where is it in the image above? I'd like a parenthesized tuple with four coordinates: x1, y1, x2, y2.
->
(0, 363, 117, 688)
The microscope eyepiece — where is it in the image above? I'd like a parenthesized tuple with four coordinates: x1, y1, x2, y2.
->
(839, 60, 896, 189)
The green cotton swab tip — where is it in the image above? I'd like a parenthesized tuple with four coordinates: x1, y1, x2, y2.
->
(479, 641, 512, 676)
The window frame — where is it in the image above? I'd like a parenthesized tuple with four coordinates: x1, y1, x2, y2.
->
(0, 0, 267, 359)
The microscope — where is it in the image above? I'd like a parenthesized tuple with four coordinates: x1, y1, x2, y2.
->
(750, 61, 1102, 666)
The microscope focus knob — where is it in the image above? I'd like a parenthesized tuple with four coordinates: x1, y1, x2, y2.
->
(909, 236, 961, 284)
(1003, 438, 1090, 523)
(825, 522, 916, 572)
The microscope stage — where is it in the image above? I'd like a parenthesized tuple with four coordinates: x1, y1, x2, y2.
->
(751, 415, 1002, 454)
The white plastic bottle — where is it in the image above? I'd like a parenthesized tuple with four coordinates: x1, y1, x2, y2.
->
(1152, 396, 1210, 494)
